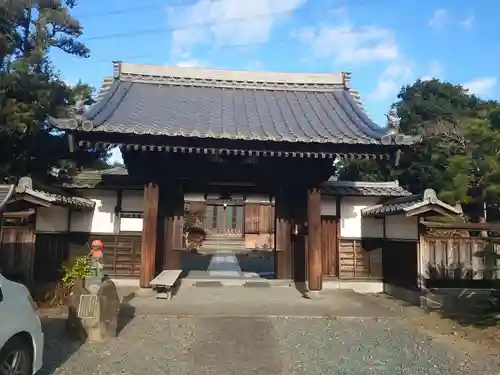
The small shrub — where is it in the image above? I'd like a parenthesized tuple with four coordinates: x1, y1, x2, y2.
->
(61, 255, 91, 288)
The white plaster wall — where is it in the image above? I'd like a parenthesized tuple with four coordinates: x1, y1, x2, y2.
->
(120, 217, 143, 232)
(120, 190, 144, 232)
(385, 215, 418, 240)
(361, 217, 384, 238)
(35, 206, 69, 232)
(321, 196, 337, 216)
(70, 190, 117, 233)
(340, 197, 382, 238)
(122, 190, 144, 211)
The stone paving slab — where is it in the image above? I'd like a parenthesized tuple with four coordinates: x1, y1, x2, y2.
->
(123, 287, 404, 318)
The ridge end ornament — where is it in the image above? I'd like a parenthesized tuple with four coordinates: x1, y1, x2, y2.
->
(386, 107, 401, 135)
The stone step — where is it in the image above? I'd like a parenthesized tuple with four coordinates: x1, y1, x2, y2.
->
(204, 237, 245, 242)
(203, 238, 245, 242)
(203, 241, 246, 245)
(202, 246, 247, 251)
(202, 241, 246, 245)
(203, 241, 246, 247)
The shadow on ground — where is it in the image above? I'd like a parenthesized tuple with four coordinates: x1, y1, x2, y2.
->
(180, 251, 213, 277)
(434, 303, 500, 329)
(38, 291, 138, 374)
(422, 287, 500, 329)
(38, 317, 83, 375)
(118, 292, 136, 335)
(236, 250, 275, 278)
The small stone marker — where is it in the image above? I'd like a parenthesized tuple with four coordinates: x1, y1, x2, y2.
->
(66, 276, 121, 342)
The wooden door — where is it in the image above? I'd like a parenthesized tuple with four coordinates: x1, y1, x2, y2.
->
(0, 224, 35, 282)
(205, 205, 244, 235)
(321, 216, 339, 277)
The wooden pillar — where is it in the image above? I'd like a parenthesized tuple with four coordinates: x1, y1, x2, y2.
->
(164, 183, 184, 270)
(307, 187, 322, 291)
(291, 189, 307, 283)
(275, 189, 293, 279)
(140, 182, 159, 288)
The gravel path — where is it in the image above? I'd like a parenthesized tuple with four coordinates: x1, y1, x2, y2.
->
(39, 314, 500, 375)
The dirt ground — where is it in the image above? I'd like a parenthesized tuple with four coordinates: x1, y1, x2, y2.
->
(37, 288, 500, 358)
(366, 293, 500, 356)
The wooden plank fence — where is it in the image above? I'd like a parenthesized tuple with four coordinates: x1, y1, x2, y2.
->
(423, 235, 500, 281)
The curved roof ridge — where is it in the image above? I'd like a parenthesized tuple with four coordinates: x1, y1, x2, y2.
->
(114, 61, 348, 90)
(326, 180, 401, 188)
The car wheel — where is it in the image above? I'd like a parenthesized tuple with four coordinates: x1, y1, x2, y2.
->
(0, 336, 33, 375)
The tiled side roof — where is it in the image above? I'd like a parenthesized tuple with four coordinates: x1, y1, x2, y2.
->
(62, 166, 128, 188)
(15, 184, 95, 210)
(0, 185, 15, 211)
(361, 189, 462, 217)
(48, 62, 419, 146)
(15, 177, 95, 209)
(321, 180, 412, 197)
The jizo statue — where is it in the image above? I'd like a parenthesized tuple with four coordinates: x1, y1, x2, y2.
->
(89, 239, 104, 277)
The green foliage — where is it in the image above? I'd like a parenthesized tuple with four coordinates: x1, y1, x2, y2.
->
(339, 78, 500, 222)
(0, 0, 108, 183)
(60, 254, 91, 287)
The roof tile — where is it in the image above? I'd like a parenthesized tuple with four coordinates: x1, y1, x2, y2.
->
(48, 63, 420, 146)
(321, 180, 411, 197)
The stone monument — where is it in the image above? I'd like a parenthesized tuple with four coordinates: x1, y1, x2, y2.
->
(66, 240, 121, 342)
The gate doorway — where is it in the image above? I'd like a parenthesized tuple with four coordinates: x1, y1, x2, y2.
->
(181, 198, 276, 280)
(204, 204, 244, 236)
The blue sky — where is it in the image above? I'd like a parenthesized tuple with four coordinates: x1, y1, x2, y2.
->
(50, 0, 500, 163)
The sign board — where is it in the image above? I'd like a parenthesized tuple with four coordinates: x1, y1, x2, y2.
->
(77, 294, 99, 319)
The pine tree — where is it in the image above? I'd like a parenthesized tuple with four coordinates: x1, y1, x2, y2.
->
(0, 0, 108, 183)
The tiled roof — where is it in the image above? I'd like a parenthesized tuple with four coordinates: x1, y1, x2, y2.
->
(62, 166, 128, 188)
(321, 180, 411, 197)
(48, 62, 419, 146)
(0, 185, 15, 211)
(361, 189, 462, 217)
(12, 177, 95, 210)
(15, 185, 95, 210)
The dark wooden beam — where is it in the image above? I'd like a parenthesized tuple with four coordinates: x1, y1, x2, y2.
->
(163, 183, 184, 270)
(291, 189, 307, 283)
(75, 133, 394, 160)
(140, 182, 159, 288)
(275, 189, 293, 279)
(307, 187, 323, 291)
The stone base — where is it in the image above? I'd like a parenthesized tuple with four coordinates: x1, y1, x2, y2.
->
(66, 278, 120, 343)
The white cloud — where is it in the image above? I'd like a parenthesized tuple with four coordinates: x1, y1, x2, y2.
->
(296, 8, 412, 103)
(421, 59, 443, 81)
(428, 9, 450, 29)
(168, 0, 307, 58)
(369, 60, 414, 101)
(296, 25, 399, 65)
(463, 77, 498, 96)
(428, 9, 475, 30)
(459, 14, 475, 30)
(175, 59, 206, 68)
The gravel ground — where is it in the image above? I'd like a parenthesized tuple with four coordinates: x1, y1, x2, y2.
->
(39, 314, 500, 375)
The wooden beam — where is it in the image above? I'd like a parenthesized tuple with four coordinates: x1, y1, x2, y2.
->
(291, 189, 307, 283)
(307, 187, 322, 291)
(140, 182, 159, 288)
(275, 189, 293, 279)
(164, 183, 184, 270)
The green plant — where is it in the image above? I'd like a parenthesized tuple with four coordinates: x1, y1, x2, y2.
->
(60, 255, 91, 287)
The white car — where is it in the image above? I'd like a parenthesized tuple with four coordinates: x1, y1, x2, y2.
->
(0, 273, 44, 375)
